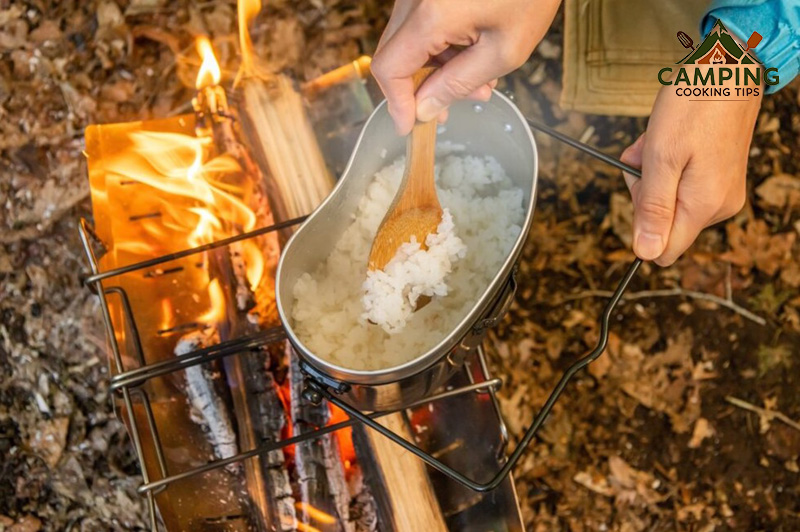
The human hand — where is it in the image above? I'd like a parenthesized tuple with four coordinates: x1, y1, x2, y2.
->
(372, 0, 562, 135)
(620, 82, 763, 266)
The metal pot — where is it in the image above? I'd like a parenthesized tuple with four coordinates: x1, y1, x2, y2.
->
(276, 92, 538, 411)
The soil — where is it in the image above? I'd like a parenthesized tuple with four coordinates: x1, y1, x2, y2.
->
(1, 1, 798, 531)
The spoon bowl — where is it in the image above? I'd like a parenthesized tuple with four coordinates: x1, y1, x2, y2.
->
(368, 67, 442, 272)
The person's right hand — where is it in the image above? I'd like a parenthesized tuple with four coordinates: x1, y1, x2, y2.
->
(372, 0, 562, 135)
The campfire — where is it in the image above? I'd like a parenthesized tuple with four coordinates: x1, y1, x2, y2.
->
(80, 0, 522, 530)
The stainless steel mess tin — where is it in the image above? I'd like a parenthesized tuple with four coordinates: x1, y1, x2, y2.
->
(276, 92, 538, 411)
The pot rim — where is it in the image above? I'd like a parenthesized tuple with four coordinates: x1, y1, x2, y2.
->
(276, 90, 538, 386)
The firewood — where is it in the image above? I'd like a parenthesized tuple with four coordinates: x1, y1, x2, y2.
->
(353, 412, 448, 532)
(237, 73, 335, 223)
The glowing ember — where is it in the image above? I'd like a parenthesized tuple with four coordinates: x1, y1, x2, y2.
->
(328, 405, 356, 471)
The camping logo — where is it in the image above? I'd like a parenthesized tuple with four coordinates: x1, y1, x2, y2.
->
(658, 20, 779, 99)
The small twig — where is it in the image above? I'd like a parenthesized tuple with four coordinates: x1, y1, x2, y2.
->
(725, 396, 800, 433)
(725, 263, 733, 301)
(559, 287, 767, 326)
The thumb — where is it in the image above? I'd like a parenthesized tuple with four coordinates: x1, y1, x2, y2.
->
(630, 142, 683, 261)
(415, 42, 509, 122)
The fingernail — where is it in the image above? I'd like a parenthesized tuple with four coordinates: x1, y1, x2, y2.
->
(417, 97, 446, 123)
(635, 231, 665, 260)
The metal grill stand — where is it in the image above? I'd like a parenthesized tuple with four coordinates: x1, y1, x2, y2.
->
(79, 118, 643, 530)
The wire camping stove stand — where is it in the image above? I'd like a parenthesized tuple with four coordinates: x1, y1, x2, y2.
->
(79, 117, 643, 530)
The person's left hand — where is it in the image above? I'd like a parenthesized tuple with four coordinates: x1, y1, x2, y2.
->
(621, 82, 763, 266)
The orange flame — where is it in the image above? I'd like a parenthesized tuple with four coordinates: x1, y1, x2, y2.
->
(196, 36, 222, 89)
(295, 502, 336, 526)
(198, 279, 226, 324)
(103, 118, 265, 298)
(107, 131, 258, 255)
(328, 405, 356, 472)
(238, 0, 261, 76)
(242, 241, 265, 292)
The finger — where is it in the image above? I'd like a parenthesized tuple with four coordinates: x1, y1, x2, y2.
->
(620, 133, 645, 191)
(436, 108, 449, 124)
(432, 47, 461, 66)
(433, 49, 494, 100)
(372, 19, 449, 135)
(414, 39, 513, 122)
(631, 140, 686, 261)
(652, 201, 706, 266)
(466, 84, 493, 101)
(375, 0, 416, 52)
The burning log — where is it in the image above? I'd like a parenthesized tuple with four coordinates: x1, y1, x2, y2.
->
(235, 0, 334, 223)
(226, 345, 298, 530)
(190, 43, 303, 529)
(288, 352, 356, 532)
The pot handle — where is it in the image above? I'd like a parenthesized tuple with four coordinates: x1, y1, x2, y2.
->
(526, 118, 643, 180)
(473, 266, 518, 336)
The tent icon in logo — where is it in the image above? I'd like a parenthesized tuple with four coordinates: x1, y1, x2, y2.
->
(678, 20, 761, 65)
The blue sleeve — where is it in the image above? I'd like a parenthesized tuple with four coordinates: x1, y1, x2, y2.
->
(700, 0, 800, 93)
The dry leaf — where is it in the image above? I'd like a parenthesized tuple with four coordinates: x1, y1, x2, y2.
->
(0, 19, 28, 50)
(588, 348, 612, 379)
(756, 174, 800, 210)
(603, 192, 634, 248)
(677, 503, 706, 522)
(780, 261, 800, 287)
(28, 417, 70, 468)
(97, 0, 124, 30)
(574, 470, 615, 497)
(719, 219, 796, 276)
(29, 20, 63, 43)
(688, 418, 715, 449)
(100, 80, 136, 103)
(608, 456, 664, 506)
(7, 515, 42, 532)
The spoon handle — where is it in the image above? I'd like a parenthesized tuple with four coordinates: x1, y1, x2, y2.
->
(395, 67, 439, 213)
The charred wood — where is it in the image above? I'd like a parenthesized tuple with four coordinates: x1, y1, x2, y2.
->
(288, 351, 356, 532)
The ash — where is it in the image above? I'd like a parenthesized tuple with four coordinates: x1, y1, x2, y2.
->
(174, 328, 238, 464)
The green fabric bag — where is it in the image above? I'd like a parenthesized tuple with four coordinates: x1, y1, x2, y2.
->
(562, 0, 711, 116)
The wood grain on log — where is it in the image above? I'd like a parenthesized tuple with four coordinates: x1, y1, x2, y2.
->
(353, 412, 448, 532)
(238, 74, 335, 224)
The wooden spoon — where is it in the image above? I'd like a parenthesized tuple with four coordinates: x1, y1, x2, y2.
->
(368, 66, 443, 273)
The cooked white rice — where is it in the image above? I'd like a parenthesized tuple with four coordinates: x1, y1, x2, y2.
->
(291, 152, 524, 371)
(362, 208, 467, 333)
